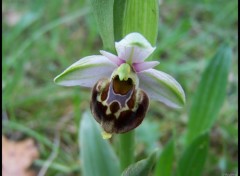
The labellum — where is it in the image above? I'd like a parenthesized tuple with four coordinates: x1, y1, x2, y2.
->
(90, 63, 149, 137)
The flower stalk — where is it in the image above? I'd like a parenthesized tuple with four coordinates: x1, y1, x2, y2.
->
(119, 131, 135, 171)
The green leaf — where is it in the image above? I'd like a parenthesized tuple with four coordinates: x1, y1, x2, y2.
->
(79, 111, 120, 176)
(116, 0, 159, 45)
(89, 0, 115, 51)
(154, 139, 174, 176)
(121, 150, 158, 176)
(113, 0, 127, 41)
(177, 133, 209, 176)
(186, 44, 232, 143)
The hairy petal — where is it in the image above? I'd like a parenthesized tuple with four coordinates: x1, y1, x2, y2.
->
(115, 32, 155, 63)
(54, 56, 117, 87)
(138, 69, 186, 108)
(133, 61, 159, 72)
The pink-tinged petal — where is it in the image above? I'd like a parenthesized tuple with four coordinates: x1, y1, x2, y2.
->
(133, 61, 160, 72)
(115, 32, 155, 63)
(54, 55, 117, 87)
(100, 50, 124, 66)
(138, 69, 186, 108)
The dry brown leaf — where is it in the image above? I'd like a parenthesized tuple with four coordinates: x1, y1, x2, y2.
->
(2, 135, 39, 176)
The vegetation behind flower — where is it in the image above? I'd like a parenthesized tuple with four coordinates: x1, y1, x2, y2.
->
(2, 0, 237, 176)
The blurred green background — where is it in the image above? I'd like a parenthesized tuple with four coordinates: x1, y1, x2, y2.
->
(2, 0, 238, 175)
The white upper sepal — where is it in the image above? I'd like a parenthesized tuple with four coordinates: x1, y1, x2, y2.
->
(115, 32, 156, 63)
(138, 69, 186, 108)
(54, 55, 117, 87)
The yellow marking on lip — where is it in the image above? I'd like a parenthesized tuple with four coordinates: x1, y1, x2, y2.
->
(106, 106, 111, 115)
(101, 131, 112, 139)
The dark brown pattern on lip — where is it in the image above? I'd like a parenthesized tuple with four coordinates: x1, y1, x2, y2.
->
(112, 76, 133, 95)
(90, 77, 149, 134)
(114, 90, 149, 133)
(100, 83, 109, 101)
(110, 102, 120, 114)
(90, 97, 107, 123)
(127, 90, 136, 110)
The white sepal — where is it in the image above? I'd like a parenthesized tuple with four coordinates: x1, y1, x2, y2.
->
(54, 55, 117, 87)
(138, 69, 186, 108)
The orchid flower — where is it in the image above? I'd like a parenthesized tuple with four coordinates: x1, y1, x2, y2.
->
(54, 32, 185, 139)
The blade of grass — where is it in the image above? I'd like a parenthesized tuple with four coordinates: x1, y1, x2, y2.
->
(177, 133, 209, 176)
(4, 7, 90, 67)
(3, 120, 53, 148)
(3, 11, 43, 52)
(154, 138, 174, 176)
(186, 44, 232, 143)
(2, 7, 90, 107)
(35, 159, 80, 173)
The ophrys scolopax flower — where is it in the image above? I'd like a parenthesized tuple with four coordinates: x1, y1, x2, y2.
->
(54, 32, 185, 139)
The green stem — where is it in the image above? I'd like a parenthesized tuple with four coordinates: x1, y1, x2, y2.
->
(119, 130, 135, 171)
